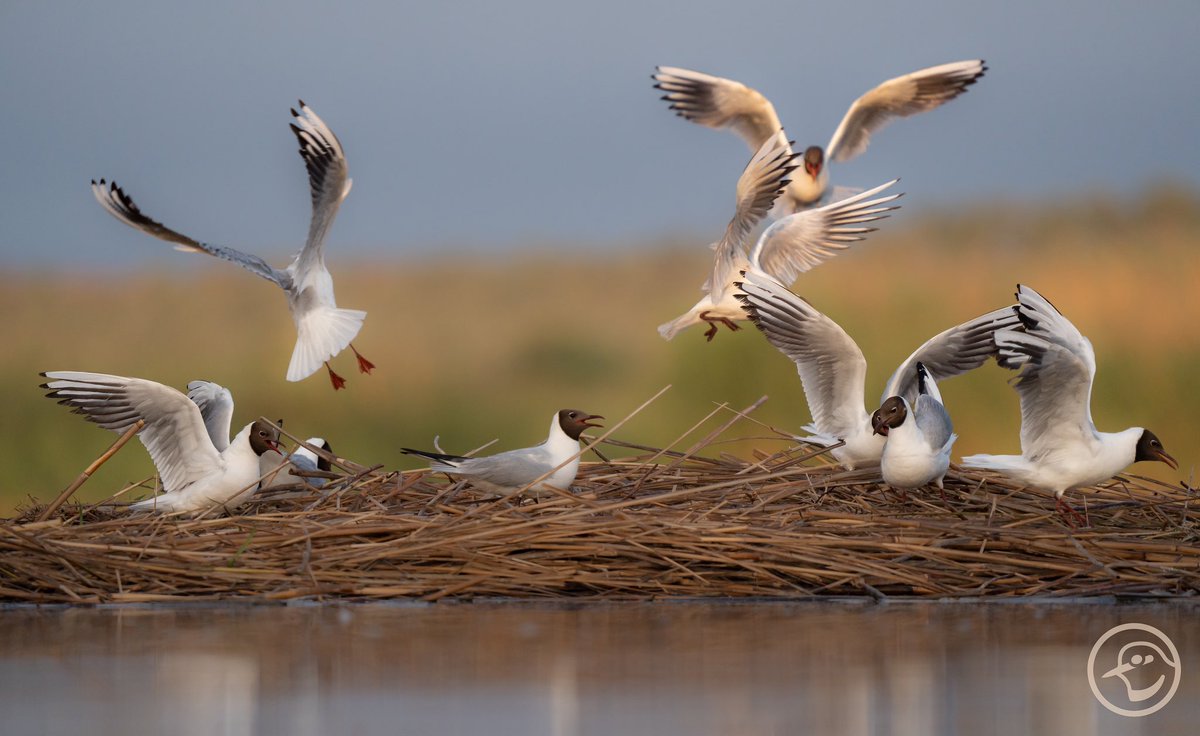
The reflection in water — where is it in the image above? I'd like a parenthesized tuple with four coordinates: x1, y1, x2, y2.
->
(0, 601, 1196, 735)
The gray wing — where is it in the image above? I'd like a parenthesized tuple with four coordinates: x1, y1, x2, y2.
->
(750, 179, 901, 285)
(288, 102, 351, 280)
(882, 305, 1022, 405)
(454, 446, 554, 488)
(735, 270, 869, 439)
(708, 134, 797, 299)
(826, 60, 986, 162)
(186, 380, 234, 452)
(90, 179, 290, 289)
(653, 66, 787, 153)
(914, 393, 954, 451)
(993, 327, 1097, 457)
(41, 371, 222, 492)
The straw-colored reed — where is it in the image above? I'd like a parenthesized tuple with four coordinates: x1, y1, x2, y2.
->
(3, 402, 1196, 604)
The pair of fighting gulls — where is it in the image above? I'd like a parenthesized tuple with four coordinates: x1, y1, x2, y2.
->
(41, 374, 334, 513)
(651, 61, 1175, 518)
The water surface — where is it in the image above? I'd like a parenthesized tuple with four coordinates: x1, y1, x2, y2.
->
(1, 600, 1196, 735)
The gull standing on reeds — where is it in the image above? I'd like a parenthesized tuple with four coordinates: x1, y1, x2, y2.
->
(658, 134, 901, 341)
(961, 285, 1177, 522)
(402, 410, 604, 495)
(91, 101, 373, 390)
(871, 363, 955, 490)
(40, 371, 281, 513)
(653, 60, 985, 215)
(735, 270, 1019, 470)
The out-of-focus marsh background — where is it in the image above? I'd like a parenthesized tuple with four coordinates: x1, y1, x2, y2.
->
(4, 188, 1198, 511)
(2, 1, 1199, 512)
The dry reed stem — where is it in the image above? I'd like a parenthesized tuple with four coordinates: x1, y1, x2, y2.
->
(3, 406, 1198, 604)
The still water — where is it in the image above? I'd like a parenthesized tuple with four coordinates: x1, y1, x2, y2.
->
(0, 600, 1196, 735)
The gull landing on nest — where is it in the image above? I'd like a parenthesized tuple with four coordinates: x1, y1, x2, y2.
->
(91, 101, 374, 390)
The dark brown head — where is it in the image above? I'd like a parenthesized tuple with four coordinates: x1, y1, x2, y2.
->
(871, 397, 908, 437)
(803, 146, 824, 179)
(1134, 430, 1177, 470)
(314, 439, 333, 472)
(557, 409, 604, 441)
(248, 419, 282, 457)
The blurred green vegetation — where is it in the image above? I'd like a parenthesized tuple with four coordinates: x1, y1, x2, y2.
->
(2, 186, 1197, 512)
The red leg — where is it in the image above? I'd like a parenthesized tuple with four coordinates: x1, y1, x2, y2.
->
(325, 362, 347, 390)
(699, 311, 740, 342)
(350, 343, 375, 374)
(1055, 496, 1087, 528)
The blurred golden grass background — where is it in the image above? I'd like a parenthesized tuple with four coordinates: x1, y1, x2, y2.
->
(2, 186, 1197, 513)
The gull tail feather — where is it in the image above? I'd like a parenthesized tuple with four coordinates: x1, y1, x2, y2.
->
(287, 307, 367, 382)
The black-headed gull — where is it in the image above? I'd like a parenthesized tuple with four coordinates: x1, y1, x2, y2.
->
(871, 362, 955, 490)
(91, 101, 372, 390)
(263, 438, 334, 489)
(186, 379, 289, 485)
(402, 409, 604, 495)
(961, 285, 1177, 519)
(735, 270, 1018, 469)
(659, 135, 901, 341)
(41, 371, 281, 513)
(653, 61, 985, 215)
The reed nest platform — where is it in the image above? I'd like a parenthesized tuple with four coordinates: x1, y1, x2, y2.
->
(3, 435, 1198, 605)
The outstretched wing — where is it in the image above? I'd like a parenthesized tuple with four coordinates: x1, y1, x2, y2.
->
(735, 270, 869, 440)
(289, 101, 351, 279)
(91, 179, 289, 288)
(882, 304, 1022, 405)
(186, 380, 234, 452)
(826, 60, 986, 162)
(708, 134, 797, 299)
(42, 371, 222, 492)
(653, 66, 788, 153)
(750, 179, 901, 285)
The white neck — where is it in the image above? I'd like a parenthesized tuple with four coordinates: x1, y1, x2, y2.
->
(546, 412, 579, 455)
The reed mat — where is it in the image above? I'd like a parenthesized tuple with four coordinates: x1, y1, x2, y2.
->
(2, 426, 1197, 604)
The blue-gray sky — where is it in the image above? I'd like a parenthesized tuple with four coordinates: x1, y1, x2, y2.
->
(1, 0, 1197, 268)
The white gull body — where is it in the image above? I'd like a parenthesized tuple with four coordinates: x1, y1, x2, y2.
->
(42, 372, 279, 514)
(961, 285, 1177, 496)
(403, 410, 603, 495)
(658, 135, 901, 341)
(653, 61, 986, 215)
(736, 270, 1017, 469)
(91, 102, 370, 388)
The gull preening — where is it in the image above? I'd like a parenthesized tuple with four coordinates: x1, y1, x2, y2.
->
(961, 285, 1177, 521)
(871, 362, 955, 490)
(41, 372, 281, 514)
(736, 270, 1019, 470)
(402, 409, 604, 495)
(659, 135, 901, 341)
(91, 101, 373, 390)
(653, 60, 985, 215)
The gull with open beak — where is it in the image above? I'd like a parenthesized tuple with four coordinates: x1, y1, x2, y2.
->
(962, 285, 1178, 524)
(402, 409, 604, 495)
(653, 60, 985, 215)
(658, 134, 900, 341)
(41, 371, 281, 514)
(91, 101, 372, 389)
